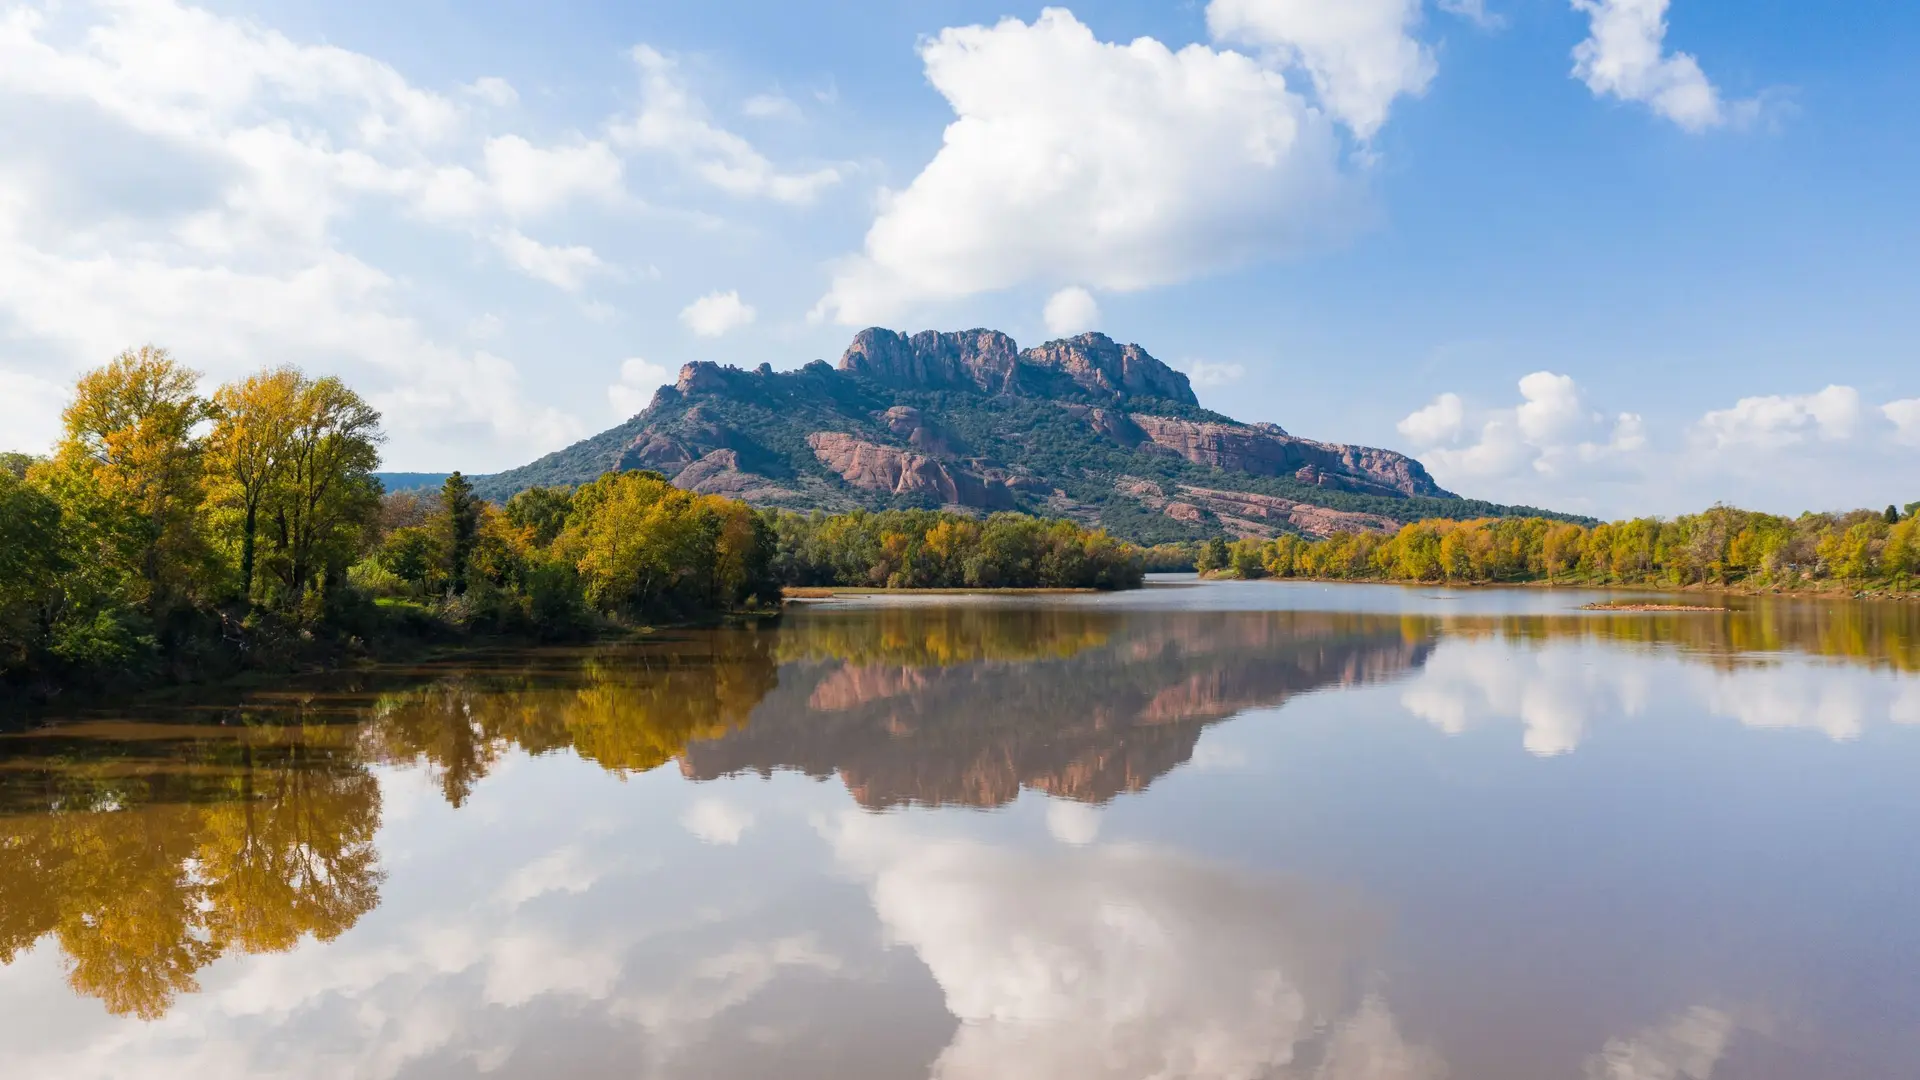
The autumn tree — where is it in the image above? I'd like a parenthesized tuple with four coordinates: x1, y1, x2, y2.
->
(51, 346, 210, 613)
(204, 367, 301, 603)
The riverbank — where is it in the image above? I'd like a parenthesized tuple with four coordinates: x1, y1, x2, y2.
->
(782, 586, 1102, 599)
(1195, 570, 1920, 602)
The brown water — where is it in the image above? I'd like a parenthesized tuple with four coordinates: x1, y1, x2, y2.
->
(3, 578, 1919, 1079)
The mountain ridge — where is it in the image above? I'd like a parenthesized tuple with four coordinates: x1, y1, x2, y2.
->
(473, 328, 1577, 543)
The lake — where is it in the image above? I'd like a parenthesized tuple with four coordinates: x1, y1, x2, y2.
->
(3, 577, 1918, 1079)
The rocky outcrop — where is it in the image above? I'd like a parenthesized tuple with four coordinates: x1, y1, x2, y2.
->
(839, 328, 1197, 406)
(880, 405, 965, 456)
(808, 433, 1017, 509)
(839, 328, 1021, 394)
(1017, 333, 1197, 405)
(671, 449, 799, 503)
(1128, 416, 1447, 498)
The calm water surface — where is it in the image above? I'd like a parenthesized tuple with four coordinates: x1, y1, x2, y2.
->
(3, 579, 1919, 1078)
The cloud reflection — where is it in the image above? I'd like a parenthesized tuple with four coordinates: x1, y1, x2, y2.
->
(825, 811, 1444, 1080)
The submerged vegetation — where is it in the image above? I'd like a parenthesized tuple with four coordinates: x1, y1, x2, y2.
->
(1200, 505, 1920, 594)
(0, 350, 1144, 701)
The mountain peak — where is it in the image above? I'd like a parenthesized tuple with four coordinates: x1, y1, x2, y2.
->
(839, 327, 1197, 406)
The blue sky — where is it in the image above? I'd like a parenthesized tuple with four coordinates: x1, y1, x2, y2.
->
(1, 0, 1917, 516)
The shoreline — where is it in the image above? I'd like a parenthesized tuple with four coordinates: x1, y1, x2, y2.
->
(1195, 572, 1919, 603)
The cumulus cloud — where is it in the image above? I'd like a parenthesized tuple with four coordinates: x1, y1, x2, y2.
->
(679, 290, 756, 338)
(1041, 286, 1099, 336)
(814, 8, 1350, 325)
(1887, 399, 1920, 447)
(612, 46, 841, 204)
(0, 0, 629, 465)
(607, 357, 670, 417)
(489, 230, 606, 291)
(1694, 385, 1864, 449)
(1397, 391, 1465, 445)
(1400, 372, 1920, 513)
(1571, 0, 1746, 131)
(1399, 372, 1645, 483)
(1206, 0, 1436, 139)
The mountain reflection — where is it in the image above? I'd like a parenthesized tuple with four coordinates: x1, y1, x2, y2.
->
(685, 607, 1433, 808)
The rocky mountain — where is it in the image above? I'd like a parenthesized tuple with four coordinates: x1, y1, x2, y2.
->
(476, 328, 1566, 542)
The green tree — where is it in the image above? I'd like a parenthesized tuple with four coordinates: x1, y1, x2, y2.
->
(440, 472, 481, 595)
(260, 377, 383, 610)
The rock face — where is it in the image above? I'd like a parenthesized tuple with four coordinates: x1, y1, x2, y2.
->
(839, 328, 1021, 395)
(1127, 416, 1446, 498)
(1018, 333, 1197, 404)
(840, 328, 1198, 406)
(807, 433, 1017, 510)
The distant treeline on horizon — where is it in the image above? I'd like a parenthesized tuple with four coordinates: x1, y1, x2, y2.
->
(1190, 503, 1920, 592)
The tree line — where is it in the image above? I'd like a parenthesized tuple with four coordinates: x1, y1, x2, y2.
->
(2, 349, 1146, 698)
(1195, 504, 1920, 592)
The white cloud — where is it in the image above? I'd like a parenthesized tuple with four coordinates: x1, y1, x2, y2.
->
(1570, 0, 1744, 132)
(474, 135, 625, 218)
(1041, 285, 1099, 336)
(1437, 0, 1505, 31)
(489, 229, 606, 291)
(680, 797, 753, 845)
(814, 8, 1350, 325)
(613, 46, 841, 204)
(0, 0, 621, 467)
(0, 368, 69, 455)
(1695, 385, 1864, 449)
(608, 357, 670, 417)
(1206, 0, 1436, 139)
(679, 290, 756, 338)
(463, 76, 518, 108)
(1397, 391, 1465, 445)
(1181, 358, 1247, 388)
(1401, 372, 1645, 483)
(1880, 397, 1920, 447)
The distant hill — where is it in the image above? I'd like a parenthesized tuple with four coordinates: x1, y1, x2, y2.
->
(474, 328, 1580, 543)
(373, 472, 451, 493)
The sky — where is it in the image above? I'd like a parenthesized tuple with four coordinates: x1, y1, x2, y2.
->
(1, 0, 1917, 517)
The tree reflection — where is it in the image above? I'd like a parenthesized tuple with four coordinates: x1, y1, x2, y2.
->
(361, 631, 781, 802)
(0, 721, 381, 1019)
